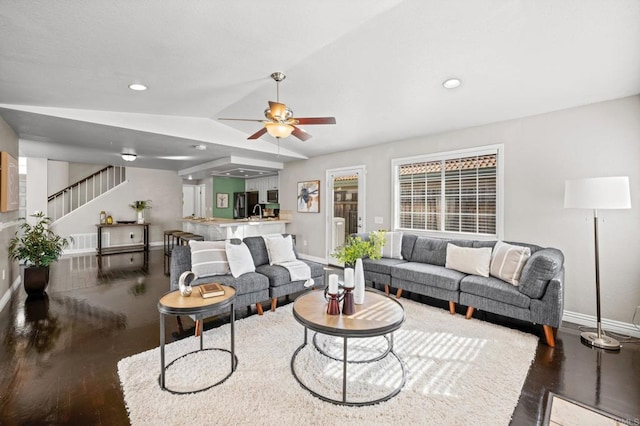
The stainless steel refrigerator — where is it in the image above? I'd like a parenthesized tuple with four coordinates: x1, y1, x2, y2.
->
(233, 191, 259, 218)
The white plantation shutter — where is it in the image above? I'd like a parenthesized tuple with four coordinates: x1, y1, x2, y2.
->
(394, 147, 500, 237)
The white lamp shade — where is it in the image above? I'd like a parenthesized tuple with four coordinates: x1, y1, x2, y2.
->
(564, 176, 631, 209)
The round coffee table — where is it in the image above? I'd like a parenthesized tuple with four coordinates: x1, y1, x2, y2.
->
(157, 285, 237, 394)
(290, 288, 406, 406)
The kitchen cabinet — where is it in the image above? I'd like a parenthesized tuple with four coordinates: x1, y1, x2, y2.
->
(246, 175, 279, 204)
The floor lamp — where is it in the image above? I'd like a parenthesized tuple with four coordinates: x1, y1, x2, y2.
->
(564, 176, 631, 350)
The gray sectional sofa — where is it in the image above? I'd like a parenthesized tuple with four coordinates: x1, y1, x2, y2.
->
(170, 236, 325, 314)
(360, 233, 564, 347)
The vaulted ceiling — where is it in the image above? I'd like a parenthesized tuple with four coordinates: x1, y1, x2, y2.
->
(1, 1, 639, 179)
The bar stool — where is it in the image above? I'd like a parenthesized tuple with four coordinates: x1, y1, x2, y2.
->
(164, 230, 191, 275)
(179, 234, 205, 246)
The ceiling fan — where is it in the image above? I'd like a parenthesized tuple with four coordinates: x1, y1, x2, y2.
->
(219, 72, 336, 141)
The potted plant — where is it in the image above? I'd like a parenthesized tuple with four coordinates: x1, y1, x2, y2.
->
(9, 211, 70, 295)
(130, 200, 151, 224)
(332, 231, 386, 267)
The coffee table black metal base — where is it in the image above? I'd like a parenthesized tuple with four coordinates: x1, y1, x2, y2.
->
(290, 289, 407, 406)
(291, 327, 406, 406)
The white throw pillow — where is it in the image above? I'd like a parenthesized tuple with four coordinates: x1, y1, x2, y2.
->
(263, 234, 296, 265)
(445, 244, 492, 277)
(381, 231, 403, 259)
(225, 241, 256, 278)
(189, 240, 230, 278)
(490, 241, 532, 286)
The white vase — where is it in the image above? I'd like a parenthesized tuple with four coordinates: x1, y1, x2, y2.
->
(354, 258, 365, 304)
(137, 210, 144, 224)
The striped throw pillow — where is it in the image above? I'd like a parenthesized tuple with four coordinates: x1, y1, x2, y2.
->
(490, 241, 531, 285)
(189, 240, 230, 278)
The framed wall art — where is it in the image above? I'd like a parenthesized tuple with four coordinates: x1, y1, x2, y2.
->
(216, 192, 229, 209)
(297, 180, 320, 213)
(1, 152, 19, 212)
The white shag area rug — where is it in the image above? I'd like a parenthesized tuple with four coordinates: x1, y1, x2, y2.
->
(118, 298, 538, 425)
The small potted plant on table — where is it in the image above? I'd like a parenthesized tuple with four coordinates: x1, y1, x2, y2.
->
(130, 200, 151, 224)
(9, 211, 70, 295)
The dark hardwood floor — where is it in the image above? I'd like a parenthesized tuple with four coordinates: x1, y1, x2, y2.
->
(0, 249, 638, 425)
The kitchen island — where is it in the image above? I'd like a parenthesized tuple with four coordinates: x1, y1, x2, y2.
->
(180, 217, 291, 240)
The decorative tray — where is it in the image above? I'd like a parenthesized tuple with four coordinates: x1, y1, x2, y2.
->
(116, 220, 136, 224)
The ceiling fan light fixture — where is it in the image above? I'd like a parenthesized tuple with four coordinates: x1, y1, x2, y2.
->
(265, 122, 294, 139)
(121, 153, 137, 162)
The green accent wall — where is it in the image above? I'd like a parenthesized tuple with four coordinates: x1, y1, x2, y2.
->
(212, 177, 245, 218)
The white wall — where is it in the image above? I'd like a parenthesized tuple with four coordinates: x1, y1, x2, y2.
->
(280, 95, 640, 324)
(51, 167, 183, 246)
(47, 160, 69, 195)
(26, 157, 48, 221)
(0, 116, 20, 302)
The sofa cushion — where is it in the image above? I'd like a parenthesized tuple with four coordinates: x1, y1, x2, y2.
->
(391, 262, 466, 292)
(410, 237, 473, 266)
(225, 241, 256, 278)
(381, 231, 403, 259)
(256, 260, 324, 287)
(445, 244, 492, 277)
(518, 248, 564, 299)
(460, 275, 531, 309)
(193, 272, 269, 295)
(490, 241, 531, 285)
(362, 257, 407, 275)
(400, 234, 418, 261)
(189, 240, 230, 277)
(243, 236, 269, 266)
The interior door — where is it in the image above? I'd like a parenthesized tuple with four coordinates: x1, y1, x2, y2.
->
(326, 166, 366, 265)
(182, 185, 195, 217)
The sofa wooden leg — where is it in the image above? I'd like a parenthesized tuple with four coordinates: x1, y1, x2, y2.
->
(270, 298, 277, 312)
(384, 284, 390, 296)
(396, 288, 403, 299)
(465, 307, 475, 319)
(256, 303, 264, 316)
(449, 301, 456, 315)
(542, 325, 556, 348)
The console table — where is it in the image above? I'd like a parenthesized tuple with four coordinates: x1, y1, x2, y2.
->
(96, 223, 150, 267)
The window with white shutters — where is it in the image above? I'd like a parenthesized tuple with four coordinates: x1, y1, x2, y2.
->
(393, 146, 502, 238)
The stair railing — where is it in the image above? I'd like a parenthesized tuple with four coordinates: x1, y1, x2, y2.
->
(48, 166, 126, 222)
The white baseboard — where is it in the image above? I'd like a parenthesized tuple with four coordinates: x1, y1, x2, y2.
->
(0, 276, 22, 313)
(563, 310, 640, 338)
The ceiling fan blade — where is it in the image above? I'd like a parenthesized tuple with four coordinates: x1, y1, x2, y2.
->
(291, 126, 312, 141)
(268, 101, 287, 119)
(219, 118, 265, 122)
(247, 127, 268, 140)
(294, 117, 336, 125)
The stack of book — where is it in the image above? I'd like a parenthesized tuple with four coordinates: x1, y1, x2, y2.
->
(199, 283, 225, 298)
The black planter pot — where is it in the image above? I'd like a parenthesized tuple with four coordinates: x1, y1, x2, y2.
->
(23, 266, 50, 296)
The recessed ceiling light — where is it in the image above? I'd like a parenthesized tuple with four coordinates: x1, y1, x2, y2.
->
(194, 144, 206, 151)
(128, 83, 147, 91)
(121, 153, 137, 162)
(225, 173, 230, 176)
(188, 175, 193, 180)
(244, 174, 248, 177)
(442, 78, 461, 89)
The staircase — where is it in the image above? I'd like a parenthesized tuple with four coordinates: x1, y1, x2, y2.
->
(48, 166, 126, 222)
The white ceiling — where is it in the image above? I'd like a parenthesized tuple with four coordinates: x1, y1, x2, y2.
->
(1, 0, 639, 178)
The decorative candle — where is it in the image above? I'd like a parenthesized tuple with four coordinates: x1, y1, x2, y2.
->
(343, 268, 354, 288)
(328, 274, 339, 294)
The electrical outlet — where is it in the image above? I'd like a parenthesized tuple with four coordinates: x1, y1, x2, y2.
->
(374, 216, 383, 224)
(130, 232, 134, 239)
(303, 240, 308, 246)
